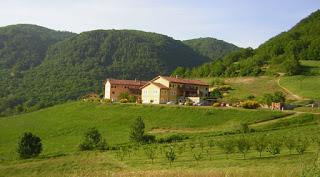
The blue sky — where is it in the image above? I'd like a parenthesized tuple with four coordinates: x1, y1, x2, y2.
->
(0, 0, 319, 48)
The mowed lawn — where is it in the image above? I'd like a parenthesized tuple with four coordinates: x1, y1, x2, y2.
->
(279, 76, 320, 100)
(0, 102, 289, 161)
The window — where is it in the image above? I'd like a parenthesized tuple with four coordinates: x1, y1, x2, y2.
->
(112, 91, 115, 94)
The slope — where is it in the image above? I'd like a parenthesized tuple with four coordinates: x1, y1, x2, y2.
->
(0, 24, 75, 116)
(183, 37, 240, 60)
(17, 30, 210, 108)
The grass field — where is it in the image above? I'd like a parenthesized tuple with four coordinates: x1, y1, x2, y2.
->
(279, 76, 320, 100)
(0, 102, 290, 161)
(300, 60, 320, 75)
(201, 76, 297, 101)
(0, 102, 320, 177)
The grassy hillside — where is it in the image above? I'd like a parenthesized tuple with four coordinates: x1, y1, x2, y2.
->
(279, 76, 320, 100)
(0, 102, 290, 161)
(183, 37, 240, 60)
(0, 102, 319, 176)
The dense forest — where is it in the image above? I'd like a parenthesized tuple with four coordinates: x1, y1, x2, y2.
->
(183, 37, 240, 60)
(173, 10, 320, 78)
(0, 25, 238, 116)
(0, 24, 75, 116)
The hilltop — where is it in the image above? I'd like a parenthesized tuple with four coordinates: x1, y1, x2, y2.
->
(183, 37, 240, 60)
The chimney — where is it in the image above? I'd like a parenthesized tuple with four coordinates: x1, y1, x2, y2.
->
(175, 75, 179, 78)
(135, 78, 137, 82)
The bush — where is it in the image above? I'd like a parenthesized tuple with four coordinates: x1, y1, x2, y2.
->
(239, 122, 250, 133)
(142, 134, 156, 144)
(119, 99, 128, 103)
(158, 134, 189, 143)
(240, 100, 260, 109)
(79, 127, 107, 151)
(219, 85, 232, 91)
(17, 132, 42, 159)
(100, 99, 112, 104)
(212, 102, 220, 107)
(128, 95, 137, 103)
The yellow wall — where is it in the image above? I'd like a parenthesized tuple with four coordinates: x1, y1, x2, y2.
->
(153, 77, 170, 87)
(141, 84, 161, 104)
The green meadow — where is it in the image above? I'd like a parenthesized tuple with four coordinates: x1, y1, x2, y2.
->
(0, 102, 319, 177)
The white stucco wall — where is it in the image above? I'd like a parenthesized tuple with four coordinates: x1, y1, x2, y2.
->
(104, 81, 111, 99)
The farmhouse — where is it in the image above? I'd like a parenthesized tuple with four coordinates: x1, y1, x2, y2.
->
(141, 76, 209, 104)
(104, 79, 147, 101)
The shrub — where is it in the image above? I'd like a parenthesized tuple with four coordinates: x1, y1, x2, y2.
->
(17, 132, 42, 159)
(118, 92, 129, 100)
(119, 99, 128, 103)
(212, 102, 220, 107)
(219, 85, 232, 91)
(158, 134, 189, 143)
(100, 99, 112, 104)
(128, 95, 137, 103)
(142, 134, 156, 144)
(210, 89, 222, 99)
(240, 100, 260, 109)
(246, 95, 255, 100)
(79, 127, 107, 151)
(239, 122, 250, 133)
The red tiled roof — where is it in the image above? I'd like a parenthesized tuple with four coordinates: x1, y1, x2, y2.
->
(161, 76, 209, 86)
(140, 82, 169, 89)
(108, 79, 147, 86)
(152, 82, 169, 89)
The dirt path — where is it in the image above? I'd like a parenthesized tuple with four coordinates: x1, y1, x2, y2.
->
(277, 77, 304, 100)
(249, 112, 299, 127)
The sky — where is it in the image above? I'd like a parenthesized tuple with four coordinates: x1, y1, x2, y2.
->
(0, 0, 319, 48)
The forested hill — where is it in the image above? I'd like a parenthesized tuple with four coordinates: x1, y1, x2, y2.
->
(0, 24, 75, 116)
(0, 24, 75, 72)
(1, 27, 239, 116)
(18, 30, 210, 109)
(178, 10, 320, 77)
(183, 37, 240, 60)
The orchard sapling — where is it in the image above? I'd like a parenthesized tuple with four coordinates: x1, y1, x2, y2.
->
(165, 146, 176, 167)
(193, 152, 202, 164)
(253, 134, 268, 158)
(236, 136, 251, 159)
(267, 138, 282, 156)
(144, 145, 157, 164)
(296, 137, 310, 155)
(283, 136, 296, 155)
